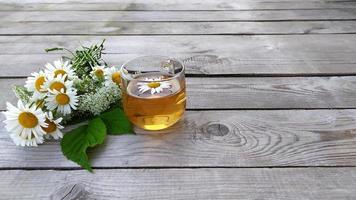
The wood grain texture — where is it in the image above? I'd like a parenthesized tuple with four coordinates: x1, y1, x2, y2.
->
(2, 10, 356, 22)
(1, 0, 356, 198)
(1, 109, 356, 168)
(1, 168, 356, 199)
(2, 76, 356, 110)
(1, 21, 356, 35)
(1, 0, 356, 10)
(1, 35, 356, 76)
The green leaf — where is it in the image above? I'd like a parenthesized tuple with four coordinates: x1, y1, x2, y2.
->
(61, 117, 106, 172)
(100, 108, 133, 135)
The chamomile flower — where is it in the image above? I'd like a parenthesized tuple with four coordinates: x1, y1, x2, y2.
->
(45, 58, 76, 80)
(42, 74, 73, 93)
(3, 100, 47, 147)
(137, 78, 171, 94)
(91, 65, 106, 80)
(45, 88, 78, 115)
(105, 66, 121, 85)
(41, 112, 63, 140)
(25, 70, 47, 98)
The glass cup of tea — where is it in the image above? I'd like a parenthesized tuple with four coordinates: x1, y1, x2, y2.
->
(120, 56, 186, 131)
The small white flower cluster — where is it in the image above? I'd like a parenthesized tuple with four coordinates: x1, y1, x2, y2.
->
(78, 81, 121, 116)
(3, 58, 122, 147)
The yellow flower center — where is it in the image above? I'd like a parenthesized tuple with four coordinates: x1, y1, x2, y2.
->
(147, 82, 161, 88)
(18, 112, 38, 128)
(95, 69, 104, 78)
(35, 76, 46, 92)
(111, 71, 121, 84)
(56, 93, 70, 105)
(54, 69, 68, 81)
(41, 118, 57, 134)
(50, 81, 66, 92)
(54, 69, 66, 78)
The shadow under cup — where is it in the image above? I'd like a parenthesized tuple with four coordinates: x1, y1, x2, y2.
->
(120, 56, 186, 131)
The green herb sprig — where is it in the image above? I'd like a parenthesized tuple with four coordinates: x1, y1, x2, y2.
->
(45, 39, 106, 79)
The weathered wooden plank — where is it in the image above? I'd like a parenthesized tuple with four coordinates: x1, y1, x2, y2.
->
(1, 21, 356, 35)
(1, 109, 356, 168)
(1, 0, 356, 10)
(1, 10, 356, 22)
(1, 35, 356, 76)
(0, 0, 353, 2)
(2, 77, 356, 110)
(1, 168, 356, 199)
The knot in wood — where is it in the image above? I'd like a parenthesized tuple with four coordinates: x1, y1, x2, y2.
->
(50, 183, 87, 200)
(205, 122, 230, 136)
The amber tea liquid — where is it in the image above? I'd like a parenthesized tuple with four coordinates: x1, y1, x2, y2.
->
(123, 73, 186, 130)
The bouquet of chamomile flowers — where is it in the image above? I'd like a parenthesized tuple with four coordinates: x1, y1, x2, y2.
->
(3, 40, 132, 172)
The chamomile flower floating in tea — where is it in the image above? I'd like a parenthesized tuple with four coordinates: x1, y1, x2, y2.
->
(46, 88, 78, 115)
(91, 65, 106, 80)
(137, 78, 171, 94)
(42, 112, 63, 140)
(3, 100, 47, 147)
(45, 59, 76, 80)
(25, 70, 47, 98)
(105, 66, 121, 85)
(43, 74, 72, 93)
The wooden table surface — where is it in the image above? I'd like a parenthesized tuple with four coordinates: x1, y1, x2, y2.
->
(1, 0, 356, 199)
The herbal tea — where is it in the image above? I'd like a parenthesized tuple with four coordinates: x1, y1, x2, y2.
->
(123, 73, 186, 130)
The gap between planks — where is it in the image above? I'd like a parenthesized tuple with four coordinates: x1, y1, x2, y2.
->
(2, 166, 356, 171)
